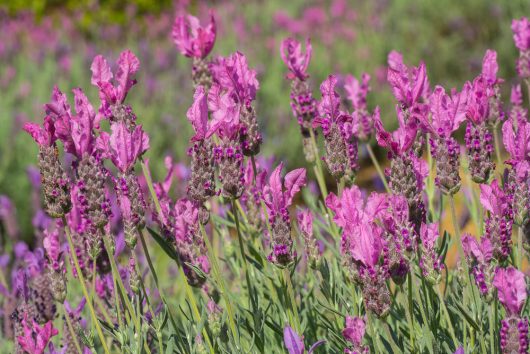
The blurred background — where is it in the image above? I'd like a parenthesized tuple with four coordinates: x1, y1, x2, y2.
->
(1, 0, 529, 240)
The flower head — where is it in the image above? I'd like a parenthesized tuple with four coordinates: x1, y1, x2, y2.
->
(493, 266, 527, 315)
(90, 50, 140, 117)
(387, 50, 429, 109)
(187, 86, 209, 142)
(423, 84, 469, 137)
(502, 119, 530, 165)
(43, 228, 62, 271)
(480, 179, 511, 217)
(342, 316, 366, 346)
(23, 116, 56, 147)
(280, 37, 312, 80)
(481, 49, 502, 86)
(263, 163, 306, 219)
(97, 121, 149, 173)
(374, 107, 418, 156)
(17, 316, 58, 354)
(466, 76, 490, 125)
(512, 17, 530, 51)
(172, 11, 216, 59)
(313, 75, 354, 135)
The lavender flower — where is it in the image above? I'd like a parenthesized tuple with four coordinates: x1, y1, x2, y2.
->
(342, 316, 369, 354)
(262, 163, 306, 266)
(375, 110, 428, 226)
(345, 73, 376, 141)
(313, 75, 359, 185)
(465, 76, 495, 183)
(493, 267, 529, 353)
(326, 186, 392, 317)
(422, 84, 469, 195)
(23, 116, 71, 218)
(512, 18, 530, 79)
(281, 38, 317, 162)
(90, 50, 140, 122)
(418, 223, 443, 284)
(509, 85, 528, 125)
(462, 235, 496, 301)
(481, 50, 505, 127)
(283, 326, 325, 354)
(480, 180, 513, 261)
(186, 86, 216, 205)
(17, 316, 58, 354)
(172, 10, 216, 88)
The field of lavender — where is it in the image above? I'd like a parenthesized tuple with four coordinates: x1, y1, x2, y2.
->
(2, 0, 530, 353)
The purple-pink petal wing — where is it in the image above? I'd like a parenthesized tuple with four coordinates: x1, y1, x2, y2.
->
(493, 267, 527, 315)
(90, 55, 113, 86)
(283, 326, 304, 354)
(284, 168, 306, 207)
(116, 50, 140, 103)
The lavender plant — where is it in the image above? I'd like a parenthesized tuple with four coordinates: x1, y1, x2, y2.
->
(4, 7, 530, 354)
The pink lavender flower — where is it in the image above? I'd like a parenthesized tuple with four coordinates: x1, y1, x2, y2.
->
(387, 50, 429, 115)
(17, 315, 58, 354)
(481, 50, 505, 126)
(509, 85, 528, 124)
(313, 75, 359, 184)
(283, 326, 325, 354)
(90, 50, 140, 119)
(186, 86, 216, 204)
(98, 121, 149, 173)
(280, 37, 317, 161)
(280, 38, 312, 81)
(422, 84, 469, 194)
(465, 76, 495, 183)
(512, 17, 530, 79)
(326, 186, 391, 317)
(419, 223, 443, 284)
(345, 73, 376, 141)
(172, 11, 216, 59)
(262, 163, 306, 266)
(480, 179, 513, 261)
(512, 18, 530, 51)
(42, 229, 61, 272)
(342, 316, 369, 354)
(493, 267, 529, 353)
(462, 234, 496, 300)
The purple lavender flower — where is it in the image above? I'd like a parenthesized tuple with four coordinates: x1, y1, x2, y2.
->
(481, 50, 505, 127)
(313, 75, 359, 184)
(342, 316, 369, 354)
(509, 85, 528, 124)
(375, 110, 428, 226)
(23, 115, 71, 218)
(512, 18, 530, 79)
(326, 186, 392, 317)
(17, 316, 58, 354)
(280, 37, 317, 162)
(172, 11, 216, 59)
(422, 84, 469, 195)
(90, 50, 140, 121)
(418, 223, 443, 284)
(345, 73, 377, 141)
(283, 326, 325, 354)
(480, 179, 513, 261)
(465, 76, 495, 183)
(493, 267, 529, 354)
(262, 163, 306, 266)
(185, 86, 216, 205)
(462, 234, 496, 301)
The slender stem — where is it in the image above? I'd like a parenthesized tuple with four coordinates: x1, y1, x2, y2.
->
(488, 303, 495, 353)
(406, 274, 415, 351)
(367, 311, 382, 353)
(436, 285, 458, 347)
(91, 258, 97, 308)
(383, 322, 401, 353)
(366, 143, 390, 193)
(200, 222, 239, 346)
(63, 304, 84, 354)
(518, 226, 524, 270)
(283, 267, 301, 334)
(140, 159, 163, 221)
(62, 217, 110, 354)
(308, 128, 327, 197)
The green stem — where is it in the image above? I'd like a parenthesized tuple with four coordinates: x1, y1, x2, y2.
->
(200, 222, 239, 347)
(308, 128, 327, 197)
(62, 217, 110, 354)
(493, 126, 503, 173)
(518, 226, 524, 270)
(283, 267, 301, 334)
(406, 274, 415, 351)
(366, 143, 390, 193)
(367, 311, 382, 353)
(488, 303, 495, 353)
(383, 321, 401, 353)
(436, 285, 458, 347)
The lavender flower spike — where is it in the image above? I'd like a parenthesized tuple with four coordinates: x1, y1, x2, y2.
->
(512, 17, 530, 79)
(342, 316, 369, 354)
(280, 37, 317, 162)
(313, 75, 359, 185)
(297, 209, 320, 268)
(493, 267, 529, 354)
(263, 163, 306, 266)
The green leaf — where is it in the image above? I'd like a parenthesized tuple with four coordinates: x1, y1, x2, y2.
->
(147, 227, 179, 262)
